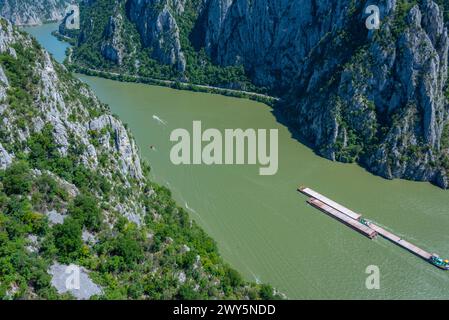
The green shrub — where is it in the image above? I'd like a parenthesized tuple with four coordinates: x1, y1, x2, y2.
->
(68, 194, 103, 232)
(110, 232, 143, 268)
(2, 161, 32, 195)
(53, 218, 83, 261)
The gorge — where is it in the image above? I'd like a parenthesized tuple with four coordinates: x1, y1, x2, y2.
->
(0, 0, 72, 26)
(24, 22, 449, 299)
(66, 0, 449, 189)
(0, 19, 276, 300)
(2, 0, 449, 300)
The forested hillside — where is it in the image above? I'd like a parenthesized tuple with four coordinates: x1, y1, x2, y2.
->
(0, 18, 279, 300)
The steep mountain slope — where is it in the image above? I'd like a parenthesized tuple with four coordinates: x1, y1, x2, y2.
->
(0, 0, 71, 25)
(68, 0, 259, 90)
(283, 0, 449, 187)
(66, 0, 449, 189)
(0, 19, 278, 299)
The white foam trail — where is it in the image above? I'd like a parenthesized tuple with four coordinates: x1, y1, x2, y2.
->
(250, 271, 261, 284)
(152, 115, 167, 125)
(185, 202, 198, 214)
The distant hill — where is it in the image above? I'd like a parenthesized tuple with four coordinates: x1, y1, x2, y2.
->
(0, 0, 71, 26)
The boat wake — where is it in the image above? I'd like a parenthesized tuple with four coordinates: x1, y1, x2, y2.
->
(185, 202, 198, 214)
(152, 115, 167, 126)
(253, 274, 261, 285)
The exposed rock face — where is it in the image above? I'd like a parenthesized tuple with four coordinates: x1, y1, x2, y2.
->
(0, 19, 145, 219)
(126, 0, 186, 72)
(46, 210, 67, 225)
(49, 263, 103, 300)
(0, 17, 275, 300)
(0, 0, 71, 25)
(89, 114, 143, 180)
(362, 1, 449, 186)
(101, 15, 125, 65)
(200, 0, 449, 188)
(201, 0, 308, 90)
(169, 0, 187, 14)
(274, 0, 449, 188)
(0, 142, 13, 169)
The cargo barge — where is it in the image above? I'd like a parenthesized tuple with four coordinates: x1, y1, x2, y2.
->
(307, 198, 378, 239)
(298, 186, 449, 270)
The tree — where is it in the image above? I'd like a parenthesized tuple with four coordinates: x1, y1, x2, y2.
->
(259, 284, 275, 300)
(53, 218, 82, 260)
(177, 284, 201, 300)
(68, 194, 103, 231)
(225, 267, 243, 287)
(111, 233, 143, 268)
(3, 162, 32, 195)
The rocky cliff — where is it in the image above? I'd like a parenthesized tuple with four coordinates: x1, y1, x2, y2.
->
(127, 0, 187, 71)
(0, 18, 276, 299)
(68, 0, 449, 188)
(69, 0, 254, 89)
(194, 0, 449, 188)
(0, 0, 71, 25)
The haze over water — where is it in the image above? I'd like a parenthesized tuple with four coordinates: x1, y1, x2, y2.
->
(26, 23, 449, 299)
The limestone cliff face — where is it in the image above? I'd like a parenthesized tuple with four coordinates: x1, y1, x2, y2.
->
(363, 1, 449, 186)
(199, 0, 344, 91)
(0, 0, 71, 25)
(126, 0, 187, 71)
(0, 19, 144, 221)
(199, 0, 449, 188)
(101, 14, 126, 65)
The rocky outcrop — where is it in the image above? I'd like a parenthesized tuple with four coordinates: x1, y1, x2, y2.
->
(101, 15, 125, 65)
(0, 0, 71, 25)
(89, 114, 143, 180)
(0, 142, 13, 169)
(0, 19, 145, 219)
(202, 0, 233, 57)
(361, 1, 449, 187)
(49, 263, 103, 300)
(126, 0, 186, 72)
(0, 18, 273, 300)
(199, 0, 353, 91)
(199, 0, 449, 188)
(276, 0, 449, 188)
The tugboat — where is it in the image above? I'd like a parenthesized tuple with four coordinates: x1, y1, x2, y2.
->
(429, 254, 449, 270)
(359, 218, 371, 227)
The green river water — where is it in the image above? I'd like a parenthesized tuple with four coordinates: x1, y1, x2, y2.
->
(24, 23, 449, 299)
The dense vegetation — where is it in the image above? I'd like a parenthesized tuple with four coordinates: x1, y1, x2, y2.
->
(0, 22, 281, 300)
(67, 0, 265, 93)
(0, 159, 278, 299)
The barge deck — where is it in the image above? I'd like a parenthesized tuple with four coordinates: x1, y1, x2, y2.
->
(298, 186, 449, 270)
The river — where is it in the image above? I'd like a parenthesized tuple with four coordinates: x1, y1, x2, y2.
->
(23, 23, 449, 299)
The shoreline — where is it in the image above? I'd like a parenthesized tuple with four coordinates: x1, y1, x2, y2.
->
(67, 62, 280, 107)
(54, 31, 280, 106)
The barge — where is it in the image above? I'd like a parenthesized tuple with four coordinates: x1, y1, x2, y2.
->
(299, 186, 449, 270)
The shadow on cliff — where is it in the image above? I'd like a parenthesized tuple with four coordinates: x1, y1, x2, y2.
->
(268, 100, 321, 157)
(268, 100, 392, 181)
